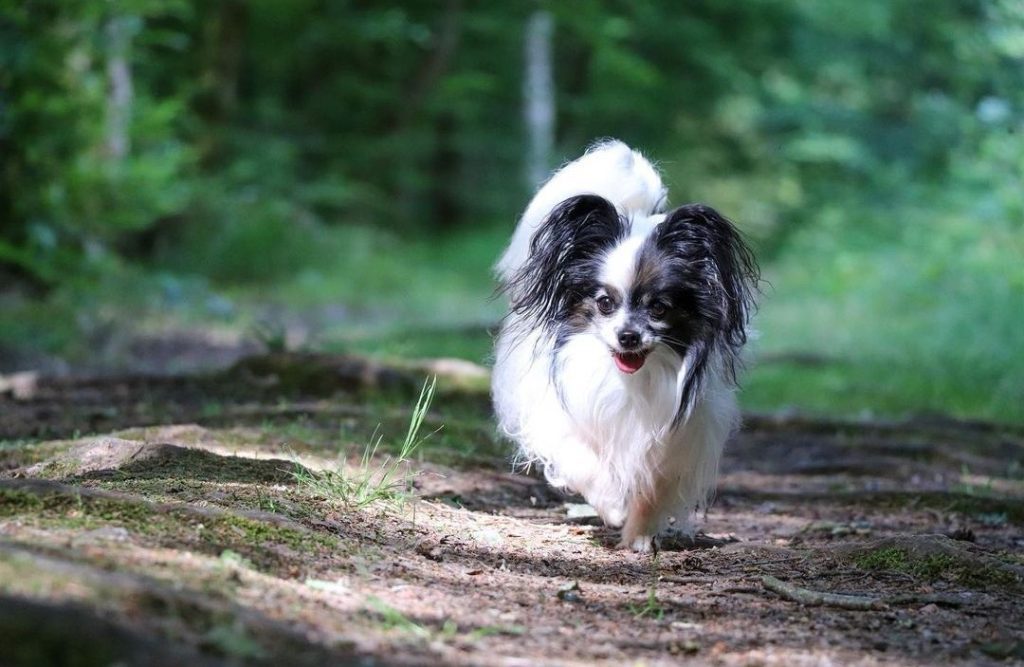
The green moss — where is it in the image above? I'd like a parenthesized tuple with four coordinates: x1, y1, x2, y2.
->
(89, 478, 206, 498)
(854, 545, 1022, 589)
(0, 440, 56, 470)
(84, 497, 155, 524)
(955, 563, 1021, 589)
(998, 552, 1024, 566)
(0, 489, 46, 514)
(32, 459, 84, 480)
(1, 486, 337, 572)
(907, 554, 959, 580)
(200, 513, 336, 553)
(2, 490, 168, 533)
(853, 547, 907, 571)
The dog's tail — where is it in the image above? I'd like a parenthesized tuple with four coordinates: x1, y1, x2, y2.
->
(495, 139, 666, 282)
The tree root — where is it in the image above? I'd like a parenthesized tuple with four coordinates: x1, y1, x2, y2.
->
(761, 575, 888, 611)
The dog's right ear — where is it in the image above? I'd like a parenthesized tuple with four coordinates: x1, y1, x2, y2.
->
(503, 194, 625, 324)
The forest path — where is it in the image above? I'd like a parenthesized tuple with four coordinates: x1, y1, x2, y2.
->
(1, 354, 1022, 666)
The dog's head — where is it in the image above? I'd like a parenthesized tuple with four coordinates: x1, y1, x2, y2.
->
(505, 194, 759, 406)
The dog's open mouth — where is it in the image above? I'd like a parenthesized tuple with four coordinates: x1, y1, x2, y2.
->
(612, 350, 648, 374)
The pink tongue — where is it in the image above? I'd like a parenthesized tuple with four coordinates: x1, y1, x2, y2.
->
(613, 352, 647, 374)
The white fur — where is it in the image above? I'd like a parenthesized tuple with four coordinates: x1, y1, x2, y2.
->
(496, 140, 666, 283)
(492, 140, 740, 550)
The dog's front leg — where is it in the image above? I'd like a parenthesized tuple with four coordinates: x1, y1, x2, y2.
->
(618, 470, 677, 551)
(619, 498, 658, 551)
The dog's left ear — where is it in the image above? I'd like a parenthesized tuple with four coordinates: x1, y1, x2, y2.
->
(656, 204, 760, 409)
(656, 204, 759, 350)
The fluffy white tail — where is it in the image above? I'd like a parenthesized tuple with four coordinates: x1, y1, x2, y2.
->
(495, 140, 666, 281)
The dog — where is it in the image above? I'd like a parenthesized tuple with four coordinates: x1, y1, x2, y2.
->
(492, 140, 758, 550)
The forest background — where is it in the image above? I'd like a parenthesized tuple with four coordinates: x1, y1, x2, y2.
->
(2, 0, 1022, 423)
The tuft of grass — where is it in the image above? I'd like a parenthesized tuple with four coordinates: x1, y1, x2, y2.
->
(628, 554, 665, 620)
(293, 377, 437, 508)
(251, 319, 289, 353)
(627, 586, 665, 621)
(365, 596, 431, 639)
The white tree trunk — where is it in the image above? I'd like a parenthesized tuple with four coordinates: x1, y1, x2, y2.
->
(523, 10, 554, 190)
(105, 16, 135, 160)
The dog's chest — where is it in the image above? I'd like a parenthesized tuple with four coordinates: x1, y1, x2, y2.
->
(555, 337, 681, 449)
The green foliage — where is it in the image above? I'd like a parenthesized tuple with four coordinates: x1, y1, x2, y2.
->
(0, 1, 195, 283)
(1, 1, 1022, 422)
(744, 175, 1024, 422)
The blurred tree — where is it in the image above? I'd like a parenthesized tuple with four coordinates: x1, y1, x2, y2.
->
(0, 0, 194, 285)
(524, 9, 555, 190)
(0, 0, 1021, 283)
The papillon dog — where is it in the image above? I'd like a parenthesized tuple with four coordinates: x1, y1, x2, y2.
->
(492, 140, 759, 550)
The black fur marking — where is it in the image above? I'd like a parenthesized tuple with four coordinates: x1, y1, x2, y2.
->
(647, 203, 760, 417)
(502, 194, 627, 326)
(500, 196, 758, 425)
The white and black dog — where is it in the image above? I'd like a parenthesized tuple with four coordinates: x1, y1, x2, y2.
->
(492, 140, 758, 550)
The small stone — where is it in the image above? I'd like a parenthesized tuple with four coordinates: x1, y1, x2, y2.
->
(416, 543, 443, 560)
(557, 581, 582, 603)
(564, 503, 598, 519)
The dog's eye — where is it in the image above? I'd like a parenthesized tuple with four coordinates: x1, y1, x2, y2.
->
(596, 295, 615, 315)
(649, 302, 667, 319)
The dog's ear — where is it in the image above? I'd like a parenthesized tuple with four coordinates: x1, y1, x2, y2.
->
(504, 194, 625, 324)
(657, 204, 759, 351)
(655, 204, 760, 413)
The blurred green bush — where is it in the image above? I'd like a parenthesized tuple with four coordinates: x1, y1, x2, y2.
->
(0, 0, 1021, 421)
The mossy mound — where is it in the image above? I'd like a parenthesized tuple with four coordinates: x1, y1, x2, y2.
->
(841, 535, 1024, 590)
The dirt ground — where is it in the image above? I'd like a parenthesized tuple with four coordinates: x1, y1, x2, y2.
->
(1, 353, 1022, 666)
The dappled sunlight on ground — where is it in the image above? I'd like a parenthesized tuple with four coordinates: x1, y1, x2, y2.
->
(1, 355, 1022, 664)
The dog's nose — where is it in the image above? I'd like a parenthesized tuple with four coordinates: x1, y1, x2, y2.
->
(617, 330, 641, 350)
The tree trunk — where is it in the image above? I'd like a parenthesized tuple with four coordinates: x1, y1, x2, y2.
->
(197, 0, 248, 164)
(523, 10, 554, 190)
(105, 16, 135, 160)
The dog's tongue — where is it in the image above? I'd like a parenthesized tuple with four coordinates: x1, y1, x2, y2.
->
(613, 351, 647, 374)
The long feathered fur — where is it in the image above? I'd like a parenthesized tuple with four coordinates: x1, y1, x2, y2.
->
(492, 140, 758, 550)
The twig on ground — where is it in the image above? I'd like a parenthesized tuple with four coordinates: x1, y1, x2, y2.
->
(883, 593, 965, 608)
(659, 575, 717, 584)
(743, 555, 808, 567)
(761, 575, 887, 611)
(717, 586, 761, 594)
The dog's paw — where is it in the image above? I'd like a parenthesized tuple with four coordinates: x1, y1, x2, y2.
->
(602, 506, 627, 528)
(618, 534, 656, 552)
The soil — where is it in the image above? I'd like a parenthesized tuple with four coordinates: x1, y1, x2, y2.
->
(1, 353, 1022, 666)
